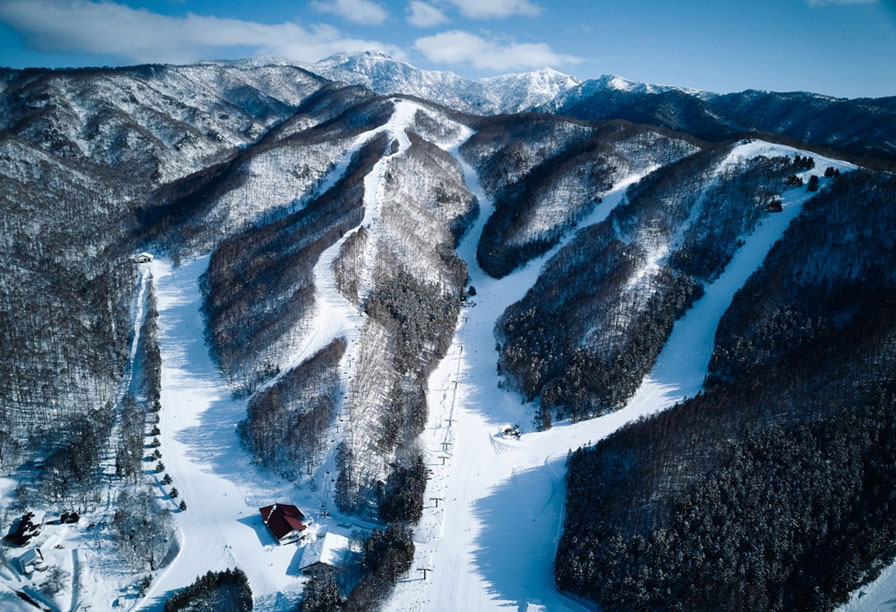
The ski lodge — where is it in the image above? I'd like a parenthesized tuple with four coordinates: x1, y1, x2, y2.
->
(259, 503, 309, 544)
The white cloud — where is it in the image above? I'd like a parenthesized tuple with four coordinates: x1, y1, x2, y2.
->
(310, 0, 389, 25)
(806, 0, 876, 5)
(445, 0, 541, 19)
(414, 30, 580, 71)
(0, 0, 400, 64)
(407, 1, 450, 27)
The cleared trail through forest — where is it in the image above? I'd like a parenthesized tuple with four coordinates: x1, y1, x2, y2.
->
(255, 99, 417, 396)
(135, 100, 430, 611)
(388, 139, 854, 611)
(103, 263, 151, 488)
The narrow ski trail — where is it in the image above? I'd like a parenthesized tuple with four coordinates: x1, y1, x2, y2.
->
(103, 263, 151, 489)
(135, 256, 305, 612)
(256, 99, 418, 396)
(387, 139, 855, 611)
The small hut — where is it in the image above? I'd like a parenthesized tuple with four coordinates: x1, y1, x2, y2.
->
(17, 548, 46, 575)
(300, 532, 350, 574)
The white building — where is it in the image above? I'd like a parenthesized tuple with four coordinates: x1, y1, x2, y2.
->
(300, 532, 350, 574)
(17, 548, 46, 575)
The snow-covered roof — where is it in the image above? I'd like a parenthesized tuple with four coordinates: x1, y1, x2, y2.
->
(18, 548, 42, 565)
(300, 532, 349, 571)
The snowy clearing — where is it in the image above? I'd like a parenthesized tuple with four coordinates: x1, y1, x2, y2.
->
(840, 560, 896, 612)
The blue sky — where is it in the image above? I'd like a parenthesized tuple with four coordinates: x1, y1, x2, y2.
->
(0, 0, 894, 97)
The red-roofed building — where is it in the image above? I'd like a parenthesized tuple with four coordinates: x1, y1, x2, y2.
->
(259, 503, 309, 544)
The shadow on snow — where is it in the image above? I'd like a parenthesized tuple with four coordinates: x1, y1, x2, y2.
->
(470, 459, 570, 612)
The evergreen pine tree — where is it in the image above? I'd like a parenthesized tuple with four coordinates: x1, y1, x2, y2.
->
(300, 573, 342, 612)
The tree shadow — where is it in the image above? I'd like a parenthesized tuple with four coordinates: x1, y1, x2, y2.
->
(469, 458, 571, 611)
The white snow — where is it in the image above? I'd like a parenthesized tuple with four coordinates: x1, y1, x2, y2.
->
(606, 75, 635, 92)
(132, 254, 358, 610)
(309, 52, 581, 115)
(135, 257, 308, 610)
(721, 139, 854, 173)
(840, 560, 896, 612)
(385, 139, 855, 610)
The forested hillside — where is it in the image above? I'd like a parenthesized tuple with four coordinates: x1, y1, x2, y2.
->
(557, 171, 896, 611)
(0, 61, 322, 447)
(497, 142, 824, 424)
(550, 79, 896, 163)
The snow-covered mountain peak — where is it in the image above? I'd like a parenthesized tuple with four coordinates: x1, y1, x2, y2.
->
(488, 65, 578, 85)
(603, 74, 637, 92)
(582, 73, 712, 96)
(306, 51, 580, 114)
(482, 67, 580, 101)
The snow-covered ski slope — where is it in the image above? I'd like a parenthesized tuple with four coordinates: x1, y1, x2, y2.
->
(841, 561, 896, 612)
(137, 257, 309, 611)
(257, 98, 422, 396)
(120, 264, 151, 403)
(135, 99, 434, 610)
(386, 140, 855, 611)
(133, 107, 856, 611)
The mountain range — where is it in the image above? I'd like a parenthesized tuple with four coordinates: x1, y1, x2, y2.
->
(305, 51, 896, 162)
(0, 51, 894, 612)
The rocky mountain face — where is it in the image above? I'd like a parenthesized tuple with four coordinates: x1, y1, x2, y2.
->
(1, 56, 894, 612)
